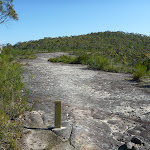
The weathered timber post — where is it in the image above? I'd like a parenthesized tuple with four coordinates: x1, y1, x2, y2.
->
(55, 100, 61, 128)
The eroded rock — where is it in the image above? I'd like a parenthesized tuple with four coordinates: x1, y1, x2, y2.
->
(20, 53, 150, 150)
(24, 111, 44, 128)
(52, 121, 72, 141)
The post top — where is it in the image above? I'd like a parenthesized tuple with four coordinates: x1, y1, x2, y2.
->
(55, 100, 61, 103)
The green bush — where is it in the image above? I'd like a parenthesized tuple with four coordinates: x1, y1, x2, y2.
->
(87, 55, 110, 71)
(48, 53, 131, 73)
(133, 64, 147, 81)
(48, 55, 76, 63)
(0, 50, 29, 149)
(48, 52, 91, 65)
(73, 52, 90, 64)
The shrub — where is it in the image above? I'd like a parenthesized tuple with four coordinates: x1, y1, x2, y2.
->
(133, 64, 147, 81)
(73, 52, 90, 64)
(48, 53, 91, 65)
(48, 55, 76, 63)
(87, 55, 110, 71)
(0, 49, 29, 149)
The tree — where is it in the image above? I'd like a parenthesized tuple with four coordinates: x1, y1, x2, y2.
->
(0, 0, 18, 24)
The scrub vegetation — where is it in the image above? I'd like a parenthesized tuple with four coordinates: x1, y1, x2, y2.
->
(48, 52, 150, 80)
(0, 48, 30, 149)
(8, 31, 150, 80)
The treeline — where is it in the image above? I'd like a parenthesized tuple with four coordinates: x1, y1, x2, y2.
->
(13, 31, 150, 67)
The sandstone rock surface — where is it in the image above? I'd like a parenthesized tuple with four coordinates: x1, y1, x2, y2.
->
(19, 52, 150, 150)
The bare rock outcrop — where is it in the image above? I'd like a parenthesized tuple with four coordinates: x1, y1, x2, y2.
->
(19, 52, 150, 150)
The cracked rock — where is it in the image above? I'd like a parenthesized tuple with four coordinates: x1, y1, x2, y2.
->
(52, 121, 72, 141)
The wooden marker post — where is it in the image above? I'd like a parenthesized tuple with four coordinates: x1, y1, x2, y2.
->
(55, 100, 61, 128)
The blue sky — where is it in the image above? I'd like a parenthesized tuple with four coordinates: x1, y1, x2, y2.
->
(0, 0, 150, 45)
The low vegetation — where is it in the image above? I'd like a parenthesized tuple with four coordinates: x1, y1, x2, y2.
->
(48, 53, 129, 72)
(48, 52, 150, 81)
(133, 64, 148, 81)
(11, 31, 150, 81)
(0, 48, 30, 149)
(48, 55, 76, 63)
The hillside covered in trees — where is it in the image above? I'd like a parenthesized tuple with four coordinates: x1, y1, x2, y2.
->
(13, 31, 150, 66)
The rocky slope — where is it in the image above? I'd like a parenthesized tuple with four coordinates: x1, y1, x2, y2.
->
(18, 52, 150, 150)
